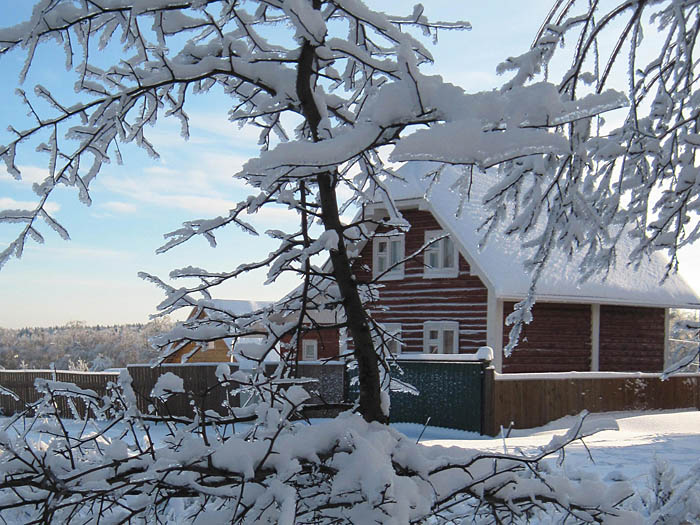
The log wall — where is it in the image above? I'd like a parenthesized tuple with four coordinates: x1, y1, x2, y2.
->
(356, 208, 489, 353)
(502, 302, 592, 373)
(599, 305, 665, 372)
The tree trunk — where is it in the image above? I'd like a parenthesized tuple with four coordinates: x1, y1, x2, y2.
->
(296, 29, 386, 423)
(316, 172, 387, 424)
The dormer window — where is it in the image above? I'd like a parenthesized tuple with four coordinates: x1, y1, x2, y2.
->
(424, 230, 458, 278)
(373, 235, 405, 280)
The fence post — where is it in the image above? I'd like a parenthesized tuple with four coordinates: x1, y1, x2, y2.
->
(481, 365, 495, 436)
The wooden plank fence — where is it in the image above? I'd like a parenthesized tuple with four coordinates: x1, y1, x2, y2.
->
(0, 370, 119, 418)
(126, 363, 347, 418)
(484, 371, 700, 435)
(3, 365, 700, 436)
(0, 363, 347, 420)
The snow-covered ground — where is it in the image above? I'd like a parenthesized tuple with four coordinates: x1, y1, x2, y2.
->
(1, 408, 697, 521)
(397, 408, 700, 494)
(4, 409, 698, 486)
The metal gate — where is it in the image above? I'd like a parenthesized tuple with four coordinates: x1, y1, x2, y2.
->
(348, 358, 488, 432)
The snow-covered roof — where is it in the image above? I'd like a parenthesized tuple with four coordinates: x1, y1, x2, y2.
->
(196, 299, 274, 316)
(382, 162, 700, 308)
(195, 297, 339, 325)
(184, 300, 274, 348)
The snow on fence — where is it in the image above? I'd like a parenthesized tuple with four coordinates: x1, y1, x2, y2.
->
(485, 371, 700, 435)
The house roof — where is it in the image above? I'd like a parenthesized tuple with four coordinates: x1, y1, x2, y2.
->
(195, 299, 274, 317)
(381, 162, 700, 308)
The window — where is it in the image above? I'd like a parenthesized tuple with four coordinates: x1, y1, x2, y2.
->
(379, 323, 402, 355)
(373, 235, 405, 280)
(424, 231, 458, 278)
(302, 339, 318, 360)
(206, 341, 216, 350)
(423, 321, 459, 354)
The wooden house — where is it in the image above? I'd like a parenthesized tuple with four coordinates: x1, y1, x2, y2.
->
(164, 163, 699, 374)
(163, 299, 273, 363)
(162, 299, 341, 364)
(350, 162, 700, 373)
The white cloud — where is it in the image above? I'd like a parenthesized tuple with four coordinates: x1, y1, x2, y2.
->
(143, 152, 249, 188)
(99, 166, 300, 225)
(146, 193, 240, 215)
(0, 197, 60, 213)
(188, 111, 261, 147)
(98, 150, 259, 215)
(0, 164, 50, 184)
(198, 152, 251, 178)
(446, 70, 502, 93)
(101, 201, 138, 214)
(143, 111, 261, 152)
(246, 205, 298, 225)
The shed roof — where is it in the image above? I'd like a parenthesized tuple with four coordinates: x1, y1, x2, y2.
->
(382, 162, 700, 308)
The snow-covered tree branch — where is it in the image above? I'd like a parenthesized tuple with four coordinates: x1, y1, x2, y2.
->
(0, 0, 684, 522)
(0, 375, 637, 523)
(0, 0, 625, 419)
(471, 0, 700, 352)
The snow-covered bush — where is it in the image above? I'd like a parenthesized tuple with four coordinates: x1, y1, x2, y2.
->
(634, 458, 700, 524)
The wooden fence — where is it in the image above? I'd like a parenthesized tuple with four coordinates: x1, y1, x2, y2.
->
(3, 365, 700, 436)
(0, 369, 120, 417)
(484, 371, 700, 435)
(0, 363, 347, 419)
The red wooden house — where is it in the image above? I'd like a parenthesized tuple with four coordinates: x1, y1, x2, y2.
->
(349, 162, 700, 374)
(164, 163, 699, 375)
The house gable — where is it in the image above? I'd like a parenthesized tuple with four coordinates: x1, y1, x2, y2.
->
(356, 208, 489, 353)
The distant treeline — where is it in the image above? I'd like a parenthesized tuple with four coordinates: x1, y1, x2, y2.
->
(0, 319, 173, 371)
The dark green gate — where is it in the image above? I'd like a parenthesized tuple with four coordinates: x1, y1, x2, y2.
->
(347, 358, 488, 432)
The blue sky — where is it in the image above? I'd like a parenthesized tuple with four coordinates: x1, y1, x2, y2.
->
(1, 1, 698, 329)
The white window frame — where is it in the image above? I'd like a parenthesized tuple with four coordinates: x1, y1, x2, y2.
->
(372, 235, 405, 280)
(206, 340, 216, 350)
(423, 321, 459, 354)
(379, 323, 402, 356)
(423, 230, 459, 279)
(302, 339, 318, 361)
